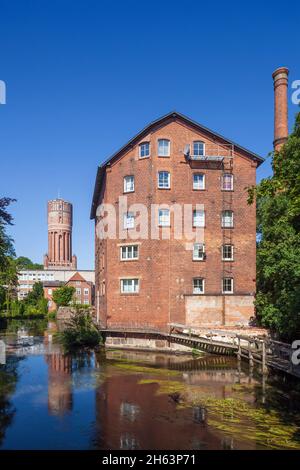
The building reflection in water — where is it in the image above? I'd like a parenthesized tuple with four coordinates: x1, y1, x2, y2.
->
(46, 353, 73, 416)
(93, 354, 239, 450)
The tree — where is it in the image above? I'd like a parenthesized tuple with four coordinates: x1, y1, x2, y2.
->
(0, 198, 16, 272)
(0, 258, 19, 313)
(248, 112, 300, 339)
(52, 286, 75, 307)
(16, 257, 43, 270)
(24, 281, 44, 305)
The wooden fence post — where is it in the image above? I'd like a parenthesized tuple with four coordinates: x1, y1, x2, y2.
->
(262, 340, 268, 375)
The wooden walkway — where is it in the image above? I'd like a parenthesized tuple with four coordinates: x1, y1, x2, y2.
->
(100, 323, 300, 379)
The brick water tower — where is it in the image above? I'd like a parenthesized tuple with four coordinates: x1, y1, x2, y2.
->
(44, 199, 77, 270)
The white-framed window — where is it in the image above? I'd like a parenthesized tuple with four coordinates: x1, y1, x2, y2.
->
(221, 210, 234, 228)
(193, 278, 205, 294)
(120, 278, 139, 294)
(158, 139, 170, 157)
(84, 288, 89, 295)
(193, 243, 205, 261)
(222, 277, 233, 294)
(193, 141, 205, 157)
(158, 208, 170, 227)
(193, 210, 205, 227)
(76, 281, 81, 286)
(193, 173, 205, 190)
(124, 175, 134, 193)
(222, 173, 234, 191)
(139, 142, 150, 158)
(158, 171, 170, 189)
(123, 212, 135, 229)
(84, 299, 89, 305)
(222, 244, 234, 261)
(120, 245, 139, 260)
(76, 288, 81, 296)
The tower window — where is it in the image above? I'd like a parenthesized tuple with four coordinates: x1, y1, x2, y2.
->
(158, 208, 170, 226)
(221, 210, 234, 228)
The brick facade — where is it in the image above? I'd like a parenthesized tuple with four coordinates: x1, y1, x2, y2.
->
(91, 112, 263, 331)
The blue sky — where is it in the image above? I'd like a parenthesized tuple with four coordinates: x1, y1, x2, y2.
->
(1, 0, 299, 269)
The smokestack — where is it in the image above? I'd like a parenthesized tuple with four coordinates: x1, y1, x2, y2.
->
(272, 67, 289, 151)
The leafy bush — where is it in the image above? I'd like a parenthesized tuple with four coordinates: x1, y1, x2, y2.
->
(52, 286, 75, 307)
(57, 308, 102, 352)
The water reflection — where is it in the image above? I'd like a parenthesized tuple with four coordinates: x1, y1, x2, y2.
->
(0, 322, 300, 450)
(46, 353, 73, 416)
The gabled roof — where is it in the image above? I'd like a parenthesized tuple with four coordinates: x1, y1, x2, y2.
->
(90, 111, 264, 219)
(67, 272, 87, 283)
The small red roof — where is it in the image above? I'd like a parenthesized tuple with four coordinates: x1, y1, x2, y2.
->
(67, 272, 87, 283)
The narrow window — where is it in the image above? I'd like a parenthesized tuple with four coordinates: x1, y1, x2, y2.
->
(221, 210, 234, 228)
(193, 141, 205, 158)
(222, 277, 233, 294)
(193, 210, 205, 227)
(158, 139, 170, 157)
(193, 243, 205, 261)
(139, 142, 150, 158)
(84, 288, 89, 295)
(222, 244, 234, 261)
(193, 173, 205, 190)
(158, 208, 170, 226)
(222, 173, 233, 191)
(123, 212, 135, 229)
(193, 278, 205, 294)
(158, 171, 170, 189)
(120, 245, 139, 260)
(124, 175, 134, 193)
(120, 278, 139, 294)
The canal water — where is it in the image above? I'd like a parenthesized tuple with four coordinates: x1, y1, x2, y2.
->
(0, 319, 300, 450)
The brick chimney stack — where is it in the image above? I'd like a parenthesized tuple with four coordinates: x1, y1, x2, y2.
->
(272, 67, 289, 151)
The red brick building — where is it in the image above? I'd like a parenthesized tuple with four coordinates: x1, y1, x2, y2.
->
(91, 111, 264, 331)
(65, 272, 94, 306)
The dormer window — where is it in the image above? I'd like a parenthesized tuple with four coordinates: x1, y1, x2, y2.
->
(139, 142, 150, 158)
(193, 141, 205, 158)
(158, 139, 170, 157)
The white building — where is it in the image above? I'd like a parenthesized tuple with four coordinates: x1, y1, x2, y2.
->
(17, 269, 95, 300)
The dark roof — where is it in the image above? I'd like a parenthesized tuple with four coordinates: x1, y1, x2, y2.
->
(43, 280, 64, 288)
(90, 111, 264, 219)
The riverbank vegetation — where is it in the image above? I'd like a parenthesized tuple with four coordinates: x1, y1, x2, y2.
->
(56, 307, 102, 352)
(248, 112, 300, 340)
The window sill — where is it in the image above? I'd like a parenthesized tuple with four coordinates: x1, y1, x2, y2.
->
(222, 259, 234, 262)
(120, 258, 139, 262)
(192, 258, 205, 262)
(120, 292, 140, 296)
(192, 188, 206, 191)
(139, 155, 150, 160)
(123, 191, 135, 194)
(158, 155, 170, 158)
(158, 187, 171, 190)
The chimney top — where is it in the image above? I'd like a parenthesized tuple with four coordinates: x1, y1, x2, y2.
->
(272, 66, 289, 80)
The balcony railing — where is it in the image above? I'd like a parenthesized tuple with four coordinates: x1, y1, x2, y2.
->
(184, 143, 234, 161)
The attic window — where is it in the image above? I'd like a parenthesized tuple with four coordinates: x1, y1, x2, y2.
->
(139, 142, 150, 158)
(193, 141, 205, 158)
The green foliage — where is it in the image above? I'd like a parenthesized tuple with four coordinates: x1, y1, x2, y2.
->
(52, 285, 75, 307)
(248, 112, 300, 339)
(0, 198, 16, 273)
(57, 308, 102, 352)
(16, 256, 43, 270)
